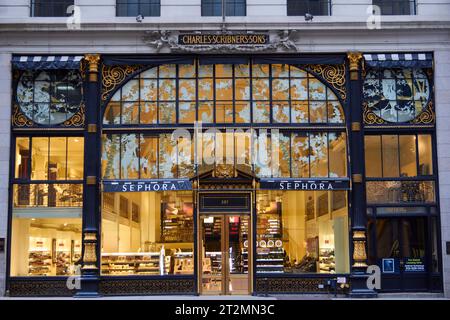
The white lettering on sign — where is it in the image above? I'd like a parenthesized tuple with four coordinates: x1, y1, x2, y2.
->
(278, 182, 334, 190)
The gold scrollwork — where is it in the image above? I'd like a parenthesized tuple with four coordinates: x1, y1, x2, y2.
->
(63, 102, 85, 127)
(101, 65, 143, 102)
(352, 231, 368, 268)
(12, 104, 33, 127)
(304, 64, 347, 102)
(363, 101, 435, 125)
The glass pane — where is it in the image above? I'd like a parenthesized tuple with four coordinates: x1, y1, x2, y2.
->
(101, 191, 194, 276)
(216, 79, 233, 101)
(215, 132, 234, 165)
(179, 64, 195, 78)
(159, 134, 177, 178)
(252, 79, 270, 100)
(431, 217, 439, 273)
(272, 102, 290, 123)
(202, 215, 223, 293)
(67, 137, 84, 180)
(140, 67, 157, 78)
(235, 79, 250, 100)
(121, 79, 139, 101)
(272, 79, 289, 100)
(272, 64, 289, 77)
(178, 136, 194, 178)
(228, 215, 249, 294)
(252, 64, 269, 77)
(235, 131, 251, 166)
(235, 64, 249, 77)
(199, 79, 214, 100)
(291, 133, 309, 178)
(179, 102, 196, 124)
(216, 102, 233, 123)
(254, 132, 271, 177)
(382, 135, 400, 177)
(122, 102, 139, 124)
(310, 133, 328, 177)
(10, 216, 82, 276)
(140, 102, 157, 124)
(290, 66, 307, 77)
(159, 102, 176, 124)
(329, 132, 347, 177)
(179, 79, 196, 101)
(15, 137, 30, 179)
(310, 101, 327, 123)
(31, 138, 48, 180)
(291, 78, 308, 100)
(418, 135, 433, 175)
(158, 79, 176, 101)
(272, 132, 290, 177)
(252, 102, 270, 123)
(365, 136, 382, 177)
(159, 64, 176, 78)
(327, 101, 344, 124)
(199, 64, 213, 77)
(140, 135, 158, 179)
(376, 219, 400, 259)
(140, 79, 157, 101)
(399, 135, 417, 177)
(309, 79, 326, 100)
(120, 134, 139, 179)
(401, 218, 426, 259)
(215, 64, 233, 78)
(292, 101, 308, 123)
(102, 134, 120, 179)
(235, 102, 251, 123)
(198, 102, 214, 123)
(103, 102, 121, 125)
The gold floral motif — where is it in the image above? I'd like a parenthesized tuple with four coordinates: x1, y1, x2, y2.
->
(12, 104, 33, 127)
(82, 243, 98, 270)
(63, 102, 85, 127)
(101, 65, 143, 102)
(347, 52, 363, 72)
(412, 101, 435, 125)
(213, 164, 235, 178)
(304, 64, 346, 101)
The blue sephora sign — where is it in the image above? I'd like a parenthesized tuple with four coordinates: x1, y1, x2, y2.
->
(103, 180, 192, 192)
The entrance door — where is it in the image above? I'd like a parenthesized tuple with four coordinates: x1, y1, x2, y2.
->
(369, 217, 429, 291)
(200, 215, 250, 295)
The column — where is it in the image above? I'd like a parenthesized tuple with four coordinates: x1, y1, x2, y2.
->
(77, 53, 101, 297)
(347, 52, 377, 298)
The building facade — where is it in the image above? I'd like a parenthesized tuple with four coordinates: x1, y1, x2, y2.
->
(0, 0, 449, 297)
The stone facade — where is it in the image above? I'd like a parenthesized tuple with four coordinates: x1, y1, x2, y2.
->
(0, 0, 449, 297)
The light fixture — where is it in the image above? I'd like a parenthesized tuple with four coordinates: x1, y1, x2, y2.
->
(136, 14, 144, 23)
(305, 13, 314, 21)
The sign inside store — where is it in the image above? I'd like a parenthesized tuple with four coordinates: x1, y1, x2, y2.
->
(404, 258, 426, 272)
(103, 180, 192, 192)
(178, 33, 269, 45)
(259, 179, 350, 191)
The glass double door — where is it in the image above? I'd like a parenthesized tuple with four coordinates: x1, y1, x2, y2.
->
(199, 214, 251, 295)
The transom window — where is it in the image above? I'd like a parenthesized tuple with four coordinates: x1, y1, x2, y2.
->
(363, 68, 430, 123)
(31, 0, 74, 17)
(16, 70, 83, 126)
(103, 62, 344, 126)
(116, 0, 160, 17)
(287, 0, 331, 16)
(372, 0, 416, 15)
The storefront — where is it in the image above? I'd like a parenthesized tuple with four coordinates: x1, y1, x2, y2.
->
(5, 51, 443, 296)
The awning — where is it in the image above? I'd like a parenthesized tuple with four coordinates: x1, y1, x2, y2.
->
(12, 55, 83, 70)
(363, 53, 433, 68)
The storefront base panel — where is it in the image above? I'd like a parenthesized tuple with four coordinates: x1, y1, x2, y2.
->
(98, 277, 196, 296)
(254, 276, 350, 295)
(7, 278, 73, 297)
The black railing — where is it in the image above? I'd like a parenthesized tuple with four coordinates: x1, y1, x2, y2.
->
(287, 0, 331, 16)
(372, 0, 416, 15)
(116, 0, 161, 17)
(31, 0, 74, 17)
(202, 0, 247, 17)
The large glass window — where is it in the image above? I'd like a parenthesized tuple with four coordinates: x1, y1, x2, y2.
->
(31, 0, 74, 17)
(16, 70, 83, 125)
(103, 62, 344, 126)
(101, 191, 194, 275)
(256, 190, 349, 274)
(372, 0, 416, 15)
(202, 0, 246, 16)
(102, 130, 347, 179)
(116, 0, 160, 17)
(287, 0, 331, 16)
(364, 134, 433, 178)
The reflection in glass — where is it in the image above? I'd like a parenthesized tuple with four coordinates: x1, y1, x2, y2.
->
(13, 184, 83, 207)
(31, 138, 49, 180)
(310, 133, 328, 177)
(15, 137, 30, 179)
(399, 135, 417, 177)
(364, 136, 382, 177)
(366, 181, 436, 203)
(382, 135, 400, 177)
(418, 135, 433, 175)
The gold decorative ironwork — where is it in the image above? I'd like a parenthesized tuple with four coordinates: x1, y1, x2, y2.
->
(213, 164, 235, 178)
(85, 54, 101, 82)
(101, 64, 143, 102)
(352, 231, 368, 268)
(63, 102, 85, 127)
(351, 122, 361, 131)
(99, 279, 195, 295)
(82, 232, 98, 270)
(363, 101, 435, 125)
(304, 64, 346, 101)
(84, 232, 97, 241)
(347, 52, 363, 81)
(12, 104, 33, 127)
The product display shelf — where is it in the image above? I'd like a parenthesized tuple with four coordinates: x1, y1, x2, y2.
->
(101, 252, 170, 275)
(173, 251, 194, 274)
(28, 250, 52, 276)
(318, 249, 335, 273)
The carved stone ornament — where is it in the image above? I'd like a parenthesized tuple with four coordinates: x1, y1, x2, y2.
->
(142, 30, 300, 53)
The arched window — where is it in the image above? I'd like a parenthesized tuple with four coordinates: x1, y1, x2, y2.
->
(101, 61, 347, 180)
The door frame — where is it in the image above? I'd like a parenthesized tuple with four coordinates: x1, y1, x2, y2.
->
(196, 191, 253, 295)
